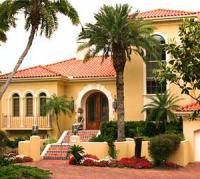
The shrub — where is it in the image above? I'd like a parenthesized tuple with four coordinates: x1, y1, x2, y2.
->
(125, 121, 146, 138)
(0, 165, 51, 179)
(90, 134, 107, 142)
(0, 130, 9, 154)
(0, 155, 12, 167)
(149, 134, 181, 165)
(41, 137, 57, 151)
(101, 121, 117, 140)
(7, 137, 28, 149)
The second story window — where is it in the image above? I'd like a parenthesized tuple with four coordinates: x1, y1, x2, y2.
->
(146, 34, 166, 94)
(39, 92, 47, 116)
(13, 93, 20, 117)
(26, 93, 33, 116)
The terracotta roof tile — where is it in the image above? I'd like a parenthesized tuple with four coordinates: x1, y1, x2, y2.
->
(0, 65, 62, 79)
(0, 56, 116, 80)
(136, 9, 197, 19)
(177, 102, 200, 112)
(45, 56, 116, 79)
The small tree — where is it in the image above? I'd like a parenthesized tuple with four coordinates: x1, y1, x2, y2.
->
(142, 92, 180, 132)
(155, 18, 200, 103)
(45, 95, 71, 136)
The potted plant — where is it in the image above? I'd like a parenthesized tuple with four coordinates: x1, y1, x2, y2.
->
(134, 127, 143, 158)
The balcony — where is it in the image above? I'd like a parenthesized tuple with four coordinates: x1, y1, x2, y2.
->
(1, 116, 52, 130)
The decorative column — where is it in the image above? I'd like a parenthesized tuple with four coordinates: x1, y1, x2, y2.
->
(20, 97, 24, 127)
(33, 96, 37, 126)
(7, 98, 10, 128)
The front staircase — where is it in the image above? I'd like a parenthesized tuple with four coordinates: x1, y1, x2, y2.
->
(42, 130, 99, 160)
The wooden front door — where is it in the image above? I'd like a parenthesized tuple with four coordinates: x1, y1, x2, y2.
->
(86, 92, 109, 129)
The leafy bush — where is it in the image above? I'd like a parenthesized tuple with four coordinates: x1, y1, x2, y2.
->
(100, 121, 117, 140)
(90, 134, 107, 142)
(41, 138, 57, 151)
(0, 165, 51, 179)
(95, 120, 183, 140)
(7, 137, 28, 149)
(149, 134, 181, 165)
(0, 130, 9, 154)
(0, 155, 12, 167)
(125, 121, 146, 138)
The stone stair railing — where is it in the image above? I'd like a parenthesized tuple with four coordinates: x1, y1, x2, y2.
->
(41, 130, 99, 160)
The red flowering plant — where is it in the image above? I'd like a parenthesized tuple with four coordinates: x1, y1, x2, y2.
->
(118, 157, 153, 169)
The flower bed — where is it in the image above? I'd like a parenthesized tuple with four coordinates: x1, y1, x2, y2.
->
(3, 152, 33, 164)
(69, 154, 153, 169)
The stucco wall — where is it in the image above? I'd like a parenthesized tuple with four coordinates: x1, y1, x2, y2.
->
(79, 140, 189, 167)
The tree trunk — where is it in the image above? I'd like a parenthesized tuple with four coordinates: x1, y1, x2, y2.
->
(112, 45, 126, 141)
(116, 71, 125, 141)
(0, 26, 37, 99)
(56, 115, 62, 137)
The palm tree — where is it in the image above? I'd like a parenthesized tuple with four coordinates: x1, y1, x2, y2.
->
(45, 95, 71, 136)
(0, 0, 79, 99)
(142, 92, 180, 132)
(78, 4, 158, 141)
(0, 1, 15, 44)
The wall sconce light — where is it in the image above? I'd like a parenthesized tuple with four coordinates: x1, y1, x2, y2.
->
(112, 97, 117, 112)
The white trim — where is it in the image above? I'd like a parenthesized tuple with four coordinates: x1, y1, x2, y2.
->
(76, 84, 115, 124)
(22, 90, 36, 98)
(36, 89, 50, 97)
(41, 144, 51, 157)
(57, 130, 68, 144)
(8, 90, 23, 98)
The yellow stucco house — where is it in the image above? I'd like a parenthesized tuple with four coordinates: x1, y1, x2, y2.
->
(0, 9, 199, 139)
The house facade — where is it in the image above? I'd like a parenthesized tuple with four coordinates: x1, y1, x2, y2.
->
(0, 9, 199, 138)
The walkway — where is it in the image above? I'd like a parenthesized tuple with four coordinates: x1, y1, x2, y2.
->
(23, 160, 200, 179)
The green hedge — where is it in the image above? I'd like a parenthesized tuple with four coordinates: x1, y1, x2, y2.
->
(96, 121, 183, 140)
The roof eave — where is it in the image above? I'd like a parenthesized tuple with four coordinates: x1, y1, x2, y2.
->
(142, 14, 197, 22)
(68, 76, 116, 82)
(0, 76, 68, 83)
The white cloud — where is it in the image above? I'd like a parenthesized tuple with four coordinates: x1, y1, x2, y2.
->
(0, 0, 199, 73)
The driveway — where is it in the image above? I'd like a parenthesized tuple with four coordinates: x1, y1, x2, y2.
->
(23, 160, 200, 179)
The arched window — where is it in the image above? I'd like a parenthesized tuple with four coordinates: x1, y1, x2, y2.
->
(39, 92, 47, 116)
(13, 93, 20, 117)
(26, 93, 33, 116)
(146, 34, 166, 94)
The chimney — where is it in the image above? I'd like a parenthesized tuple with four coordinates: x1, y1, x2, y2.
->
(76, 41, 89, 60)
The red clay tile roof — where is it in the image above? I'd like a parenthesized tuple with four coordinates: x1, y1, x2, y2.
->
(136, 9, 197, 19)
(46, 56, 115, 78)
(0, 65, 62, 79)
(0, 57, 116, 80)
(177, 102, 200, 112)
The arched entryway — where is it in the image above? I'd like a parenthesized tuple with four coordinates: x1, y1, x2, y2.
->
(86, 92, 109, 129)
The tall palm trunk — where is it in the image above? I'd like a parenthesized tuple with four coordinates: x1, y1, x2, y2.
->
(116, 71, 125, 141)
(113, 46, 126, 141)
(56, 115, 62, 136)
(0, 25, 37, 99)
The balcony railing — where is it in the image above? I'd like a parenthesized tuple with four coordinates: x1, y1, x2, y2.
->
(1, 116, 52, 130)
